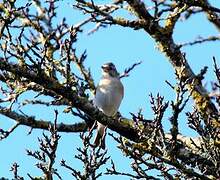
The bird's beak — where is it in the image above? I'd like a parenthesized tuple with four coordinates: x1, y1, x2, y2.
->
(101, 64, 110, 72)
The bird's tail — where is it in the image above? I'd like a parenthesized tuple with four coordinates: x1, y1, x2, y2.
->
(93, 122, 106, 149)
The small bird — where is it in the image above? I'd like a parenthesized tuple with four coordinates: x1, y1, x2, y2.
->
(93, 62, 124, 149)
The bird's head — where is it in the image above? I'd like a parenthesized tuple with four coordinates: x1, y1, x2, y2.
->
(101, 62, 120, 78)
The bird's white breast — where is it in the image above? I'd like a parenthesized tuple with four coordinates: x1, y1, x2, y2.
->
(94, 76, 123, 116)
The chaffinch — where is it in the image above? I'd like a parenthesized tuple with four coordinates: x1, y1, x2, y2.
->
(93, 62, 124, 149)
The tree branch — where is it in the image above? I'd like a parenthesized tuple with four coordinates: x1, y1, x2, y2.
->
(0, 105, 87, 133)
(124, 0, 219, 127)
(179, 35, 220, 47)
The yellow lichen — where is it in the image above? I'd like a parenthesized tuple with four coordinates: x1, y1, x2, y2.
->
(120, 118, 134, 127)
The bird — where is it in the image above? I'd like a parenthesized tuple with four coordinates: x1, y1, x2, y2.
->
(93, 62, 124, 149)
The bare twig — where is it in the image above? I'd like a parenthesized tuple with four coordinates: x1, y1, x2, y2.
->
(120, 61, 142, 78)
(26, 110, 61, 180)
(179, 35, 220, 47)
(61, 132, 109, 179)
(213, 57, 220, 84)
(10, 162, 24, 180)
(0, 122, 20, 140)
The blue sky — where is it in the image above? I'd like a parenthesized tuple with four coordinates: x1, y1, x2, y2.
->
(1, 0, 220, 179)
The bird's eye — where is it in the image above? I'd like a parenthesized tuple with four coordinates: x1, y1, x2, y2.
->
(109, 65, 115, 71)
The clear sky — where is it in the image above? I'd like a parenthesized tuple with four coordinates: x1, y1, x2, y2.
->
(1, 0, 220, 179)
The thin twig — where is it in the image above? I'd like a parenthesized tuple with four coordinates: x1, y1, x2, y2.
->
(120, 61, 142, 78)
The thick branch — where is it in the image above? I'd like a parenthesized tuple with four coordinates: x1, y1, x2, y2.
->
(0, 106, 87, 132)
(125, 0, 218, 126)
(125, 0, 164, 35)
